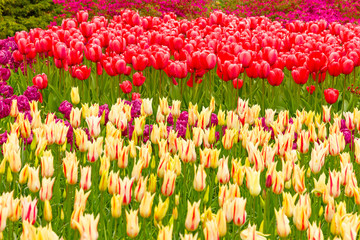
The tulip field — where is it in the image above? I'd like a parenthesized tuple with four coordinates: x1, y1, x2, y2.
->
(2, 6, 360, 240)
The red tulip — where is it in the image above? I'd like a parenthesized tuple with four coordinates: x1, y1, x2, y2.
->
(85, 44, 102, 62)
(79, 22, 94, 38)
(262, 47, 278, 66)
(227, 63, 241, 80)
(125, 66, 132, 76)
(68, 49, 83, 66)
(307, 51, 328, 73)
(201, 52, 217, 70)
(232, 78, 243, 89)
(348, 51, 359, 66)
(257, 61, 270, 79)
(217, 61, 241, 81)
(72, 65, 91, 81)
(35, 37, 51, 53)
(132, 54, 149, 71)
(328, 61, 342, 77)
(267, 68, 284, 86)
(328, 51, 341, 63)
(306, 85, 315, 95)
(109, 37, 126, 54)
(14, 31, 28, 43)
(26, 44, 37, 59)
(246, 62, 258, 78)
(53, 42, 68, 60)
(77, 10, 89, 23)
(114, 58, 127, 75)
(132, 92, 141, 100)
(151, 51, 170, 70)
(173, 37, 184, 51)
(17, 38, 30, 55)
(70, 40, 84, 53)
(32, 73, 48, 89)
(238, 51, 252, 68)
(324, 88, 339, 104)
(285, 54, 298, 71)
(61, 19, 77, 30)
(120, 80, 132, 94)
(12, 50, 23, 62)
(341, 58, 354, 75)
(292, 66, 309, 84)
(133, 72, 146, 86)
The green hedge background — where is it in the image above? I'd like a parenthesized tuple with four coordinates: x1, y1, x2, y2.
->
(0, 0, 63, 39)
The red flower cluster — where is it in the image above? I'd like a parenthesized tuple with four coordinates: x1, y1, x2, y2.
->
(12, 10, 360, 94)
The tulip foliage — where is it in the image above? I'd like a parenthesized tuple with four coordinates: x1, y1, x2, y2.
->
(5, 9, 360, 116)
(0, 92, 360, 239)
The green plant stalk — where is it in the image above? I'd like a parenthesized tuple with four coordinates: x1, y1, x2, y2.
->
(249, 77, 252, 104)
(343, 74, 347, 112)
(262, 78, 265, 115)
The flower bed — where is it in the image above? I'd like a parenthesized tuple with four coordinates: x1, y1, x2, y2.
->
(1, 8, 360, 240)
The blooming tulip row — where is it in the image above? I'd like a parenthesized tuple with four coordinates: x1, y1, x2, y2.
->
(0, 89, 360, 239)
(4, 9, 360, 115)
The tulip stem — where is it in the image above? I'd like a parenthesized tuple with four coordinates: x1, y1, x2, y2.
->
(113, 218, 118, 238)
(264, 189, 268, 234)
(243, 72, 247, 100)
(119, 75, 122, 98)
(10, 219, 13, 240)
(342, 75, 346, 112)
(249, 77, 252, 104)
(159, 70, 162, 97)
(354, 67, 356, 85)
(314, 78, 318, 113)
(208, 70, 212, 99)
(297, 84, 300, 111)
(262, 78, 265, 115)
(96, 73, 99, 101)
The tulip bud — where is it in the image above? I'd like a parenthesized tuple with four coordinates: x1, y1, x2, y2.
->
(71, 87, 80, 105)
(70, 107, 82, 128)
(44, 200, 52, 222)
(193, 164, 206, 192)
(175, 194, 180, 206)
(6, 166, 12, 182)
(10, 99, 19, 118)
(99, 170, 108, 192)
(61, 208, 64, 220)
(111, 194, 123, 218)
(150, 156, 156, 169)
(185, 124, 191, 140)
(203, 186, 209, 204)
(172, 207, 178, 220)
(245, 167, 261, 196)
(208, 126, 216, 144)
(148, 173, 157, 193)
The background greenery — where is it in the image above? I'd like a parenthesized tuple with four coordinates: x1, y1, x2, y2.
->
(0, 0, 63, 39)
